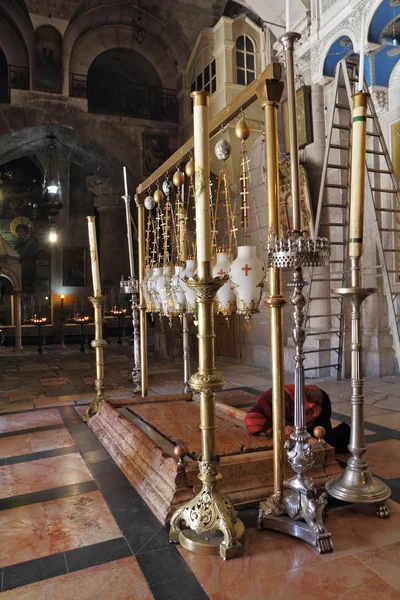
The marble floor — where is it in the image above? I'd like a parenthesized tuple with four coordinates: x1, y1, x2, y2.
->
(0, 348, 399, 599)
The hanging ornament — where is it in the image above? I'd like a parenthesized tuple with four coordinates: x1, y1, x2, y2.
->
(144, 193, 155, 210)
(170, 264, 186, 313)
(213, 252, 235, 317)
(229, 246, 265, 321)
(154, 181, 164, 204)
(214, 138, 231, 162)
(162, 174, 173, 198)
(173, 168, 185, 188)
(180, 259, 197, 314)
(235, 117, 251, 141)
(185, 159, 195, 178)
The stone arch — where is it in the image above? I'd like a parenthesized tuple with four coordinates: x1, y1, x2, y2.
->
(0, 14, 29, 69)
(0, 265, 22, 292)
(321, 33, 355, 78)
(0, 100, 140, 187)
(69, 25, 176, 91)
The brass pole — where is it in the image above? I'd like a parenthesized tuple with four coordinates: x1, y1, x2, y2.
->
(85, 295, 107, 421)
(326, 92, 391, 516)
(136, 196, 148, 396)
(256, 64, 286, 497)
(169, 91, 244, 559)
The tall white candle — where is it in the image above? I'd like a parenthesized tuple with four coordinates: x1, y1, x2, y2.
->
(87, 216, 101, 296)
(286, 0, 290, 32)
(192, 92, 211, 270)
(124, 196, 135, 279)
(123, 166, 129, 198)
(358, 14, 365, 91)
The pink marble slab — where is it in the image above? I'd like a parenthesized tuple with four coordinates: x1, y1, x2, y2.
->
(1, 557, 153, 600)
(0, 453, 93, 499)
(0, 409, 63, 435)
(130, 400, 273, 457)
(0, 428, 74, 459)
(0, 491, 121, 569)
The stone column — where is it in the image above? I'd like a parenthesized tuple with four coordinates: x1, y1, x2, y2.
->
(86, 176, 129, 287)
(14, 289, 23, 351)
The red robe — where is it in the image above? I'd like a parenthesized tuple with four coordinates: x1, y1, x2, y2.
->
(244, 384, 323, 437)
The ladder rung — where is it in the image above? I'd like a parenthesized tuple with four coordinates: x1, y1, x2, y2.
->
(325, 183, 349, 189)
(366, 149, 385, 156)
(367, 168, 391, 174)
(330, 241, 346, 245)
(379, 228, 399, 232)
(327, 164, 349, 170)
(312, 278, 343, 282)
(304, 364, 339, 371)
(330, 144, 350, 151)
(323, 203, 347, 209)
(371, 188, 398, 193)
(367, 131, 380, 137)
(307, 330, 340, 336)
(320, 223, 346, 227)
(376, 208, 400, 213)
(334, 104, 350, 110)
(304, 348, 340, 354)
(332, 124, 351, 131)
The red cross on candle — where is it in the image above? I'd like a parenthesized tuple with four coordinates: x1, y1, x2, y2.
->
(217, 269, 226, 276)
(242, 264, 252, 276)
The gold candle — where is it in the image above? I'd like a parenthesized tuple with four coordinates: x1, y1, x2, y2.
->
(349, 92, 368, 261)
(87, 216, 101, 296)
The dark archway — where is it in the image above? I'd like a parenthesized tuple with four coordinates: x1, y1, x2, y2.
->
(87, 48, 164, 119)
(0, 48, 9, 103)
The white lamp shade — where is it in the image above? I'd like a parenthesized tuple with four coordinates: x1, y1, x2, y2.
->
(180, 259, 197, 314)
(212, 252, 236, 316)
(149, 266, 163, 312)
(141, 267, 153, 311)
(171, 265, 187, 313)
(157, 266, 174, 316)
(229, 246, 265, 316)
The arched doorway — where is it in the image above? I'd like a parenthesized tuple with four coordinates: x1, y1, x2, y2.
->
(87, 48, 163, 119)
(0, 48, 9, 104)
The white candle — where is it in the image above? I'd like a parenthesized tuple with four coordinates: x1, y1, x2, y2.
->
(124, 196, 135, 279)
(123, 166, 129, 198)
(358, 14, 365, 91)
(286, 0, 290, 32)
(87, 216, 101, 296)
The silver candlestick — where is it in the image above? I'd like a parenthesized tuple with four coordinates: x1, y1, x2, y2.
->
(120, 276, 141, 393)
(259, 233, 333, 553)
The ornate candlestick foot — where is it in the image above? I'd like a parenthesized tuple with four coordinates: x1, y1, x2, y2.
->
(169, 459, 245, 559)
(85, 296, 107, 422)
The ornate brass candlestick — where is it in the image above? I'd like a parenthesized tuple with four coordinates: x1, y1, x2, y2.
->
(257, 43, 333, 553)
(169, 91, 244, 559)
(135, 195, 148, 396)
(326, 91, 391, 517)
(85, 295, 107, 420)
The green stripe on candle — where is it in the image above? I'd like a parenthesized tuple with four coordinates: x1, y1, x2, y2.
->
(350, 238, 363, 243)
(353, 116, 366, 122)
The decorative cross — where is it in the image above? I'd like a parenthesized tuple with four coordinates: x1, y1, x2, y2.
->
(217, 269, 226, 276)
(242, 264, 252, 276)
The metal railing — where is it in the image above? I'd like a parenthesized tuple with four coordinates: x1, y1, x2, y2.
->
(70, 74, 178, 122)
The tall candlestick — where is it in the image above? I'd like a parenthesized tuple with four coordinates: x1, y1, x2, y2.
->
(358, 14, 365, 92)
(286, 0, 290, 32)
(87, 216, 101, 296)
(123, 166, 129, 198)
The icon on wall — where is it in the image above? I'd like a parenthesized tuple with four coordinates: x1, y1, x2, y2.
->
(63, 247, 87, 287)
(143, 134, 168, 176)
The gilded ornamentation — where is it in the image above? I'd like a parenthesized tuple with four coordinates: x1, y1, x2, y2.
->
(170, 460, 244, 559)
(186, 275, 227, 300)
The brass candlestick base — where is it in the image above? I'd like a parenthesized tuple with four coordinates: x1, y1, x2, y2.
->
(326, 285, 391, 517)
(169, 276, 244, 559)
(85, 295, 107, 421)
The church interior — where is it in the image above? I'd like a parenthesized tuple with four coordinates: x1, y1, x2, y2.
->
(0, 0, 400, 598)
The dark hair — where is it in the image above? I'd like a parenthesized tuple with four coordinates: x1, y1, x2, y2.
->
(16, 224, 29, 234)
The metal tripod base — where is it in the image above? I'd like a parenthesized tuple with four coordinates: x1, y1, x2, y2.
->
(258, 509, 333, 554)
(326, 460, 391, 517)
